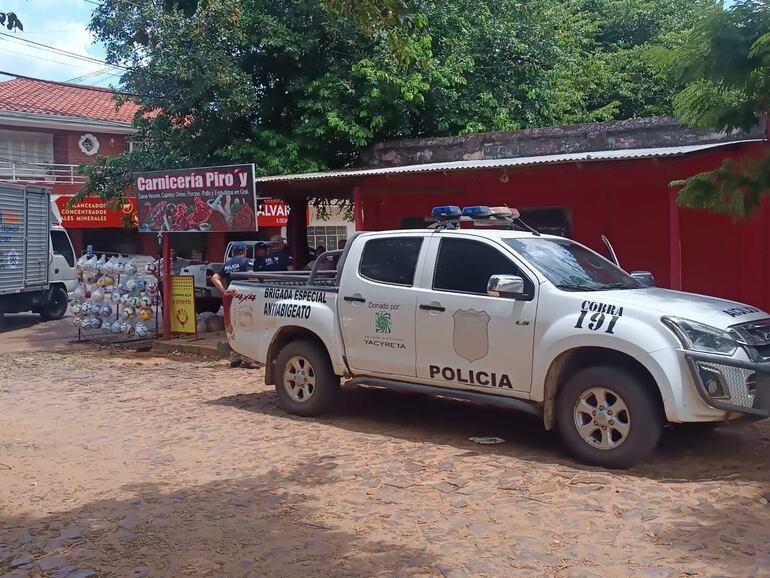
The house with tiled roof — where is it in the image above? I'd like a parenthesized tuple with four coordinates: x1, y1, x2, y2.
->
(0, 77, 139, 192)
(0, 76, 146, 254)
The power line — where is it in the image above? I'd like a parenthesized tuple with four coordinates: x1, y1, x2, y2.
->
(0, 31, 127, 69)
(80, 0, 147, 10)
(67, 66, 123, 84)
(0, 41, 98, 71)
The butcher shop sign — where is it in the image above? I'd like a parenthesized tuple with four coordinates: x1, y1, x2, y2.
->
(134, 164, 258, 232)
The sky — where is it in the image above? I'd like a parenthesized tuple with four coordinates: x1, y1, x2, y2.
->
(0, 0, 116, 86)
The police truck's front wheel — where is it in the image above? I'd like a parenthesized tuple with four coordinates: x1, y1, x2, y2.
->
(557, 366, 662, 469)
(275, 340, 338, 417)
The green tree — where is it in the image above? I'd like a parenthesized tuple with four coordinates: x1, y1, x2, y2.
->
(80, 0, 719, 204)
(655, 0, 770, 218)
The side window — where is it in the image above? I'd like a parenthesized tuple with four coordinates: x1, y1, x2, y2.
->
(434, 238, 527, 295)
(50, 230, 75, 267)
(359, 237, 423, 286)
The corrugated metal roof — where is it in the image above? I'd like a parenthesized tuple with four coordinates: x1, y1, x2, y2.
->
(255, 140, 764, 183)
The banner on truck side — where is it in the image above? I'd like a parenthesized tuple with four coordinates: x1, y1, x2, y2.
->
(134, 164, 258, 233)
(169, 275, 197, 335)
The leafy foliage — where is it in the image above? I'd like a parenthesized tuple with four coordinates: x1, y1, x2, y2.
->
(80, 0, 721, 207)
(653, 0, 770, 218)
(0, 10, 23, 31)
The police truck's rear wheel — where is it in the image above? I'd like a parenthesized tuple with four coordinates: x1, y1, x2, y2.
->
(557, 366, 662, 469)
(275, 340, 338, 417)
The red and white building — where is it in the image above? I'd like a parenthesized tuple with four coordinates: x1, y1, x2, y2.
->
(0, 77, 151, 256)
(260, 117, 770, 311)
(0, 77, 352, 261)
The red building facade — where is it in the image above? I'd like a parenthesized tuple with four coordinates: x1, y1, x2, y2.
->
(258, 119, 770, 311)
(355, 142, 769, 305)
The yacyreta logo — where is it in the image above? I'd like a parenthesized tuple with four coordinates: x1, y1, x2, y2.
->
(375, 311, 392, 334)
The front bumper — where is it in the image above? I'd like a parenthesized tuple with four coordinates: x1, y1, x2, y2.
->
(685, 352, 770, 418)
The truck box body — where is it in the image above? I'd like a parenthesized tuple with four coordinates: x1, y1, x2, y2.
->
(0, 183, 50, 296)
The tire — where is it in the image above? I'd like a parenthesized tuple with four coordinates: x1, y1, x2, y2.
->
(274, 340, 339, 417)
(39, 286, 68, 321)
(557, 365, 662, 469)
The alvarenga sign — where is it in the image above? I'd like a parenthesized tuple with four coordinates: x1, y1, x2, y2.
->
(134, 164, 258, 233)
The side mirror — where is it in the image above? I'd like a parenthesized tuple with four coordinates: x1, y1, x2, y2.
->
(488, 274, 526, 299)
(631, 271, 655, 287)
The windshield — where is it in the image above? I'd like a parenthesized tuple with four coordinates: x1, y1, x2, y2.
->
(504, 238, 642, 291)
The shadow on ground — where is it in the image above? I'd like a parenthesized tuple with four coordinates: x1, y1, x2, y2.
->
(208, 384, 770, 574)
(0, 460, 438, 577)
(0, 313, 67, 335)
(210, 384, 770, 486)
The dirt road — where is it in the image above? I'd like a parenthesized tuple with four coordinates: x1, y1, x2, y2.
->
(0, 314, 82, 355)
(1, 349, 768, 577)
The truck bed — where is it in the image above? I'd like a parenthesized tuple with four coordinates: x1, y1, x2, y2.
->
(229, 249, 344, 291)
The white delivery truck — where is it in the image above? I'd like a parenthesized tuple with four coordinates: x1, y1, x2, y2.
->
(223, 206, 770, 468)
(0, 183, 77, 328)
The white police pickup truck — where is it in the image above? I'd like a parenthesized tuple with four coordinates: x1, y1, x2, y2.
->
(224, 206, 770, 468)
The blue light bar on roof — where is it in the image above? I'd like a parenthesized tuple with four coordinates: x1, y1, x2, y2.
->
(462, 206, 492, 219)
(431, 205, 462, 220)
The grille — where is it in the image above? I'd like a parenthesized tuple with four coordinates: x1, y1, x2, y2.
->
(730, 319, 770, 361)
(697, 361, 756, 410)
(755, 344, 770, 359)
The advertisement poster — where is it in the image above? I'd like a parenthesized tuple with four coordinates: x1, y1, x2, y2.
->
(134, 164, 257, 233)
(169, 275, 197, 334)
(257, 199, 290, 227)
(54, 196, 137, 228)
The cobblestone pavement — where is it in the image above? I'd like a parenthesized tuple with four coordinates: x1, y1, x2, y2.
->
(1, 350, 769, 578)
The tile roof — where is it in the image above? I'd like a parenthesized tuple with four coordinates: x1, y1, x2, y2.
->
(0, 77, 139, 123)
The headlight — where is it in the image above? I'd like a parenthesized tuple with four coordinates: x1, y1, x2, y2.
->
(661, 316, 738, 356)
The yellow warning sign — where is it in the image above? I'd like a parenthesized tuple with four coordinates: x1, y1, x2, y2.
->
(170, 275, 197, 335)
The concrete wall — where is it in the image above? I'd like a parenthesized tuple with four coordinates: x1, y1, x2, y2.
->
(364, 116, 765, 168)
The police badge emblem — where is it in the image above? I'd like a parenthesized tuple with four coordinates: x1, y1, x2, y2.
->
(452, 309, 490, 362)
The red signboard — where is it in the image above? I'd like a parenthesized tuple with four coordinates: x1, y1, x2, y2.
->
(55, 196, 137, 228)
(257, 199, 290, 226)
(134, 164, 257, 233)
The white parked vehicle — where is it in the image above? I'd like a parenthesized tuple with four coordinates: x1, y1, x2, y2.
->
(0, 183, 78, 327)
(223, 206, 769, 468)
(182, 240, 270, 313)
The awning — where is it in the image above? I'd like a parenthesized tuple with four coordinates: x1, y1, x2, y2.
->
(255, 139, 764, 185)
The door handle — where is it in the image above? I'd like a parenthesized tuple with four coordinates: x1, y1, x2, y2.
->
(344, 296, 366, 303)
(420, 304, 445, 312)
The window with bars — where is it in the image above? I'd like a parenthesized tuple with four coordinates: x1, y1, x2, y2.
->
(307, 226, 349, 251)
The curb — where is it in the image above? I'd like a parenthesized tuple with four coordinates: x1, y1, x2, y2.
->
(152, 339, 230, 359)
